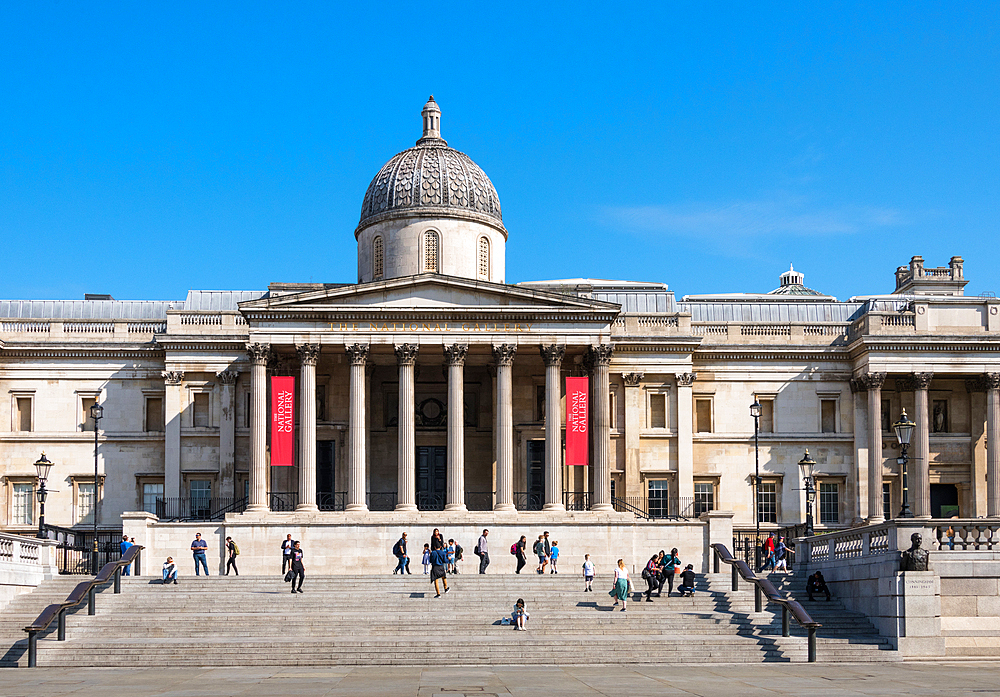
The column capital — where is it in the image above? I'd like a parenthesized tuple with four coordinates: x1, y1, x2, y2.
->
(969, 373, 1000, 392)
(346, 343, 370, 366)
(988, 373, 1000, 391)
(849, 377, 865, 393)
(216, 370, 238, 386)
(394, 343, 419, 366)
(587, 344, 615, 367)
(858, 371, 887, 391)
(540, 344, 566, 367)
(674, 372, 697, 387)
(296, 343, 321, 366)
(443, 343, 469, 366)
(246, 342, 270, 366)
(162, 371, 184, 385)
(621, 372, 644, 387)
(897, 372, 933, 391)
(492, 343, 517, 367)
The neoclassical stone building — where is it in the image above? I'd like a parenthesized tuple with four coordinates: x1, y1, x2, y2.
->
(3, 98, 1000, 541)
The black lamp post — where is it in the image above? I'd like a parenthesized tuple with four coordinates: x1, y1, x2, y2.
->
(798, 449, 817, 537)
(90, 401, 104, 574)
(750, 398, 762, 570)
(893, 409, 915, 519)
(34, 452, 53, 540)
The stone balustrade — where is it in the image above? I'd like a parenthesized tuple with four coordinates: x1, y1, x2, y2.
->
(0, 532, 60, 611)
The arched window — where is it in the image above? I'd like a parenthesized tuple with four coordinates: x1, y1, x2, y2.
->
(478, 236, 490, 280)
(424, 230, 439, 273)
(372, 236, 384, 280)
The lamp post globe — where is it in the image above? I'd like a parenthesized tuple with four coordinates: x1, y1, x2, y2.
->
(90, 402, 104, 574)
(33, 452, 53, 540)
(893, 409, 915, 519)
(750, 399, 762, 570)
(798, 449, 817, 537)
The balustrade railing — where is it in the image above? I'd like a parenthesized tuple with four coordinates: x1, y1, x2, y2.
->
(513, 491, 543, 512)
(41, 524, 125, 575)
(367, 492, 397, 511)
(318, 492, 347, 511)
(465, 491, 494, 511)
(563, 491, 591, 511)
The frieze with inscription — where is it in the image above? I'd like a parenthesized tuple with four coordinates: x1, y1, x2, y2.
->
(328, 321, 534, 333)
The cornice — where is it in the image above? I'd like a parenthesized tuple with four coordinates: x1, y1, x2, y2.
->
(0, 346, 164, 359)
(241, 309, 618, 325)
(848, 335, 1000, 354)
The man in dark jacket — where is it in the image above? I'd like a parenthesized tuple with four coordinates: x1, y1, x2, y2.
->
(289, 541, 305, 593)
(677, 564, 696, 597)
(393, 532, 410, 574)
(807, 571, 831, 601)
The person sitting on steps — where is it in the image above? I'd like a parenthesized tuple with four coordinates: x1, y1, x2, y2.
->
(512, 597, 529, 631)
(807, 571, 832, 601)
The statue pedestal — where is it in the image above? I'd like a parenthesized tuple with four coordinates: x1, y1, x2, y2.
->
(892, 571, 945, 657)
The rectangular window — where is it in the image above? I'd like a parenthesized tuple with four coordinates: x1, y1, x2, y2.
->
(647, 480, 669, 518)
(81, 397, 97, 431)
(15, 397, 32, 432)
(819, 481, 839, 524)
(193, 393, 210, 428)
(821, 399, 837, 433)
(695, 399, 712, 433)
(649, 393, 666, 429)
(145, 397, 163, 432)
(932, 399, 949, 433)
(883, 482, 892, 520)
(694, 481, 715, 516)
(13, 483, 34, 525)
(143, 482, 164, 515)
(77, 483, 96, 524)
(759, 399, 774, 433)
(757, 481, 777, 523)
(609, 390, 617, 430)
(189, 480, 211, 517)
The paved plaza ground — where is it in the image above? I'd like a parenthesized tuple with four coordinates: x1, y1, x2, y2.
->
(2, 662, 1000, 696)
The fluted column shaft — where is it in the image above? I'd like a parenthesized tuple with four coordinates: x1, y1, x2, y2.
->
(541, 345, 566, 511)
(163, 371, 184, 502)
(864, 373, 886, 523)
(246, 344, 270, 512)
(296, 345, 320, 512)
(346, 344, 370, 512)
(590, 345, 615, 512)
(987, 374, 1000, 517)
(217, 371, 238, 499)
(395, 344, 418, 511)
(675, 373, 696, 506)
(445, 344, 468, 511)
(493, 344, 517, 512)
(911, 373, 933, 518)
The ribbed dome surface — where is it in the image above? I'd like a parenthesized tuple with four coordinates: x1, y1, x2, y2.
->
(358, 143, 503, 229)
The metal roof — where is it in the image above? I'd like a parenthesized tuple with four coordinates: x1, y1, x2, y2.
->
(183, 291, 267, 312)
(0, 299, 179, 320)
(678, 301, 863, 323)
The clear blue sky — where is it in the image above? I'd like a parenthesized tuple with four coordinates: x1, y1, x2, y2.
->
(2, 2, 997, 301)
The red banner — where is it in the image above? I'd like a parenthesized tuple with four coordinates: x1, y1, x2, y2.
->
(565, 376, 589, 465)
(271, 376, 295, 466)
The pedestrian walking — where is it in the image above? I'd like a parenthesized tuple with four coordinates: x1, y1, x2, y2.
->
(190, 532, 209, 576)
(659, 548, 680, 596)
(774, 537, 790, 574)
(533, 535, 546, 574)
(476, 529, 490, 574)
(162, 557, 178, 585)
(677, 564, 697, 596)
(281, 534, 295, 574)
(120, 535, 133, 576)
(643, 554, 660, 602)
(541, 531, 552, 574)
(430, 540, 450, 597)
(225, 536, 240, 576)
(393, 532, 410, 574)
(582, 554, 595, 592)
(514, 535, 527, 574)
(550, 540, 560, 574)
(609, 559, 631, 612)
(421, 544, 431, 574)
(762, 532, 776, 572)
(289, 541, 305, 593)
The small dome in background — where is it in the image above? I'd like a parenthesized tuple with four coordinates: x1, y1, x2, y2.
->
(768, 264, 829, 297)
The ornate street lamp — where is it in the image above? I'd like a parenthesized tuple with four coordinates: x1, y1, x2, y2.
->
(798, 449, 817, 537)
(893, 409, 915, 519)
(750, 399, 762, 570)
(33, 452, 53, 540)
(90, 401, 104, 574)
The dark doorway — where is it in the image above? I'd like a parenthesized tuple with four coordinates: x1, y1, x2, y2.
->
(417, 446, 447, 511)
(521, 440, 544, 511)
(931, 483, 959, 518)
(317, 441, 338, 510)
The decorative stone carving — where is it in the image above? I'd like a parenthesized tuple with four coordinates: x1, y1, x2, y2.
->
(443, 344, 468, 366)
(346, 344, 370, 366)
(674, 372, 697, 387)
(900, 533, 930, 571)
(539, 344, 566, 367)
(897, 372, 933, 392)
(986, 373, 1000, 391)
(296, 344, 321, 366)
(246, 343, 270, 366)
(162, 371, 184, 385)
(849, 377, 865, 393)
(621, 372, 644, 387)
(216, 370, 238, 385)
(394, 343, 419, 366)
(859, 372, 887, 390)
(491, 344, 517, 366)
(587, 344, 614, 366)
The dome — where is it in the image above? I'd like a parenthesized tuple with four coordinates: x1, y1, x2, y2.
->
(356, 96, 505, 237)
(767, 264, 830, 297)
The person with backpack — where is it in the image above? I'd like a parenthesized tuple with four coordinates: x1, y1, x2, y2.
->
(658, 548, 681, 597)
(533, 535, 546, 574)
(225, 536, 240, 576)
(475, 529, 489, 574)
(512, 535, 527, 574)
(642, 554, 660, 602)
(430, 539, 450, 597)
(392, 532, 410, 575)
(453, 540, 464, 574)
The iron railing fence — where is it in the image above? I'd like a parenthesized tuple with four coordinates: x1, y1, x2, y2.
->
(318, 492, 347, 511)
(155, 497, 247, 521)
(41, 524, 124, 575)
(563, 491, 591, 511)
(733, 529, 798, 572)
(612, 496, 697, 520)
(513, 491, 543, 511)
(465, 491, 494, 511)
(367, 492, 397, 511)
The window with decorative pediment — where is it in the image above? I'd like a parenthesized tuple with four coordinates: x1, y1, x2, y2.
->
(424, 231, 439, 272)
(478, 236, 490, 280)
(373, 236, 384, 279)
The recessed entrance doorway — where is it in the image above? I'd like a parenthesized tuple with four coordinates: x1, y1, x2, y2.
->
(417, 445, 446, 511)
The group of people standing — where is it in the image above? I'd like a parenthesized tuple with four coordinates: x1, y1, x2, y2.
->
(511, 531, 560, 574)
(391, 529, 491, 596)
(640, 548, 696, 601)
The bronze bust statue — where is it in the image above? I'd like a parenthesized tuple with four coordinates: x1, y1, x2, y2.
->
(901, 532, 930, 571)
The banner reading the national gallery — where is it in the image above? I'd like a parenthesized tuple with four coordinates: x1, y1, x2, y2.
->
(565, 377, 589, 466)
(271, 376, 295, 466)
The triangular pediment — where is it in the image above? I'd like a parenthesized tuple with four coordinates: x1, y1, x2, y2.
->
(239, 274, 621, 314)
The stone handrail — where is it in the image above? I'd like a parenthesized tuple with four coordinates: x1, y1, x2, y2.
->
(0, 532, 52, 566)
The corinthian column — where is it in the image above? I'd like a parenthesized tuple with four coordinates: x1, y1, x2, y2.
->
(908, 372, 933, 518)
(541, 344, 566, 511)
(987, 373, 1000, 517)
(395, 344, 419, 512)
(162, 371, 184, 502)
(296, 344, 320, 512)
(589, 344, 615, 512)
(675, 373, 697, 508)
(444, 344, 468, 511)
(246, 344, 270, 512)
(346, 344, 370, 512)
(861, 372, 886, 523)
(493, 344, 517, 512)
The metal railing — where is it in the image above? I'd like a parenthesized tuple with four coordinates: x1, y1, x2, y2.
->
(465, 491, 494, 511)
(563, 491, 591, 511)
(155, 497, 246, 521)
(711, 543, 821, 662)
(41, 524, 125, 575)
(23, 545, 143, 667)
(513, 491, 543, 511)
(318, 492, 347, 511)
(367, 492, 397, 511)
(612, 496, 696, 520)
(269, 492, 298, 512)
(417, 492, 446, 511)
(732, 530, 797, 572)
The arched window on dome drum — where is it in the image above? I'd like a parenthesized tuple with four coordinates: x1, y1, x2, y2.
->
(372, 236, 384, 280)
(478, 236, 490, 280)
(424, 231, 439, 273)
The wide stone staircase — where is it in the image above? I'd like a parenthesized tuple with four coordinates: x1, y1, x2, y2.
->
(1, 570, 898, 666)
